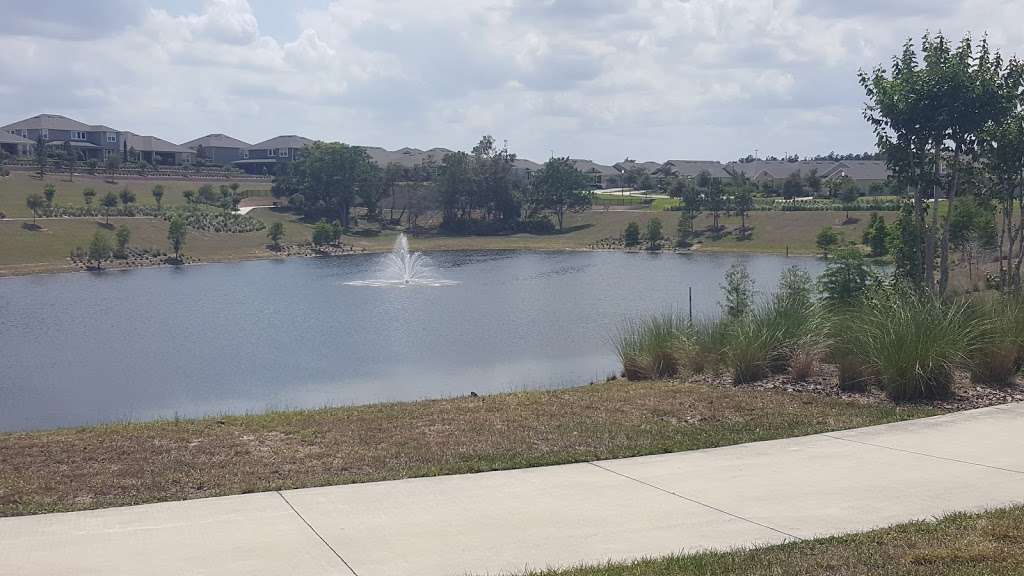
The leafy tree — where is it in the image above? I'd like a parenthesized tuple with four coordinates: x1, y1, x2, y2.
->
(100, 191, 119, 224)
(645, 218, 663, 250)
(119, 188, 136, 210)
(182, 189, 195, 204)
(674, 178, 702, 240)
(816, 226, 842, 254)
(274, 142, 378, 226)
(82, 187, 96, 207)
(819, 248, 876, 307)
(267, 221, 285, 248)
(167, 216, 187, 261)
(837, 180, 860, 221)
(151, 185, 165, 210)
(704, 180, 726, 233)
(721, 262, 754, 319)
(732, 183, 755, 236)
(43, 184, 56, 207)
(311, 219, 335, 247)
(623, 221, 641, 247)
(529, 157, 592, 230)
(862, 212, 889, 257)
(776, 266, 814, 308)
(888, 203, 925, 283)
(88, 231, 113, 269)
(805, 168, 823, 196)
(34, 135, 47, 177)
(115, 225, 131, 257)
(781, 172, 804, 200)
(26, 193, 44, 224)
(288, 193, 305, 211)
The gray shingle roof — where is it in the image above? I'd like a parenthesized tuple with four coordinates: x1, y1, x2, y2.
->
(361, 146, 453, 168)
(570, 159, 618, 176)
(1, 114, 116, 133)
(250, 135, 315, 149)
(0, 131, 34, 144)
(827, 160, 890, 182)
(122, 132, 193, 154)
(728, 160, 837, 179)
(181, 133, 251, 149)
(661, 160, 730, 179)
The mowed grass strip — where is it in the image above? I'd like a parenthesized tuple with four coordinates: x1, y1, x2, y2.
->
(0, 379, 940, 516)
(522, 505, 1024, 576)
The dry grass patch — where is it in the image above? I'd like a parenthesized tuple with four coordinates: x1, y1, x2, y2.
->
(524, 506, 1024, 576)
(0, 379, 939, 516)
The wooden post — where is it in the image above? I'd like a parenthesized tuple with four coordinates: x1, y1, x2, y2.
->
(688, 286, 693, 323)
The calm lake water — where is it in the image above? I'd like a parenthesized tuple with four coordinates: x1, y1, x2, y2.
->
(0, 250, 826, 431)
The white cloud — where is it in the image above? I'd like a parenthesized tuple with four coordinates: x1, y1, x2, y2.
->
(0, 0, 1022, 162)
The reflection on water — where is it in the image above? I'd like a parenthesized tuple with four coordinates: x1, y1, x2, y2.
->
(0, 250, 826, 431)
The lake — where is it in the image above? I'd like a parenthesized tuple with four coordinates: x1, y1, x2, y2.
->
(0, 250, 826, 431)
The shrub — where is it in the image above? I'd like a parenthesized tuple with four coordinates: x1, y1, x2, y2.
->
(677, 319, 730, 374)
(819, 248, 876, 307)
(816, 226, 841, 254)
(614, 313, 686, 380)
(623, 221, 641, 247)
(645, 218, 663, 250)
(968, 297, 1024, 387)
(851, 289, 983, 401)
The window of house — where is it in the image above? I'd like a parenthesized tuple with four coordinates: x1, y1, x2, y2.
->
(278, 148, 288, 157)
(41, 129, 49, 139)
(70, 131, 87, 140)
(267, 148, 276, 157)
(107, 133, 117, 143)
(240, 149, 249, 159)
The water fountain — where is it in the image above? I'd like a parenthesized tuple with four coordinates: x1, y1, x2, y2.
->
(345, 233, 457, 287)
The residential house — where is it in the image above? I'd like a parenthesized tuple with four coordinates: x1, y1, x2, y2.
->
(361, 146, 452, 170)
(237, 135, 315, 173)
(182, 133, 251, 166)
(121, 132, 194, 166)
(726, 160, 837, 189)
(823, 160, 892, 194)
(511, 158, 543, 182)
(0, 130, 34, 157)
(613, 159, 663, 175)
(569, 159, 619, 189)
(658, 160, 731, 180)
(2, 113, 122, 161)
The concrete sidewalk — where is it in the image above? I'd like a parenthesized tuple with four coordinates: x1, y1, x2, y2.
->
(2, 403, 1022, 576)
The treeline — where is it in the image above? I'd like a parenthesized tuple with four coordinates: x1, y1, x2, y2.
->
(270, 135, 592, 234)
(861, 32, 1024, 294)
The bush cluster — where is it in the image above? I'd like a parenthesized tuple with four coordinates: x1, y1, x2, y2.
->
(615, 265, 1024, 402)
(162, 208, 265, 233)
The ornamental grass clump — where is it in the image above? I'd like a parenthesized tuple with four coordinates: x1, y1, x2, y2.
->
(724, 297, 831, 385)
(676, 318, 731, 374)
(852, 289, 983, 401)
(615, 313, 687, 380)
(968, 297, 1024, 387)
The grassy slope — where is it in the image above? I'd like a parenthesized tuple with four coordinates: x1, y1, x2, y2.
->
(0, 171, 271, 217)
(0, 379, 939, 516)
(525, 506, 1024, 576)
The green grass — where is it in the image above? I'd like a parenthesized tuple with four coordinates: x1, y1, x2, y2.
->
(522, 506, 1024, 576)
(0, 170, 272, 218)
(0, 378, 940, 516)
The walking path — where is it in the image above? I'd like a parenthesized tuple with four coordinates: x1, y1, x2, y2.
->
(3, 403, 1022, 576)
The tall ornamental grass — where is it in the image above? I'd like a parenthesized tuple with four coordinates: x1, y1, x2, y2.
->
(968, 297, 1024, 386)
(723, 299, 831, 385)
(615, 313, 687, 380)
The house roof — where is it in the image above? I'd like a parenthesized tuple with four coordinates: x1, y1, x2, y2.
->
(1, 114, 116, 133)
(570, 159, 618, 176)
(661, 160, 730, 179)
(361, 146, 453, 168)
(0, 131, 34, 144)
(122, 132, 193, 154)
(181, 133, 251, 149)
(44, 140, 99, 148)
(614, 160, 663, 173)
(727, 160, 837, 180)
(826, 160, 890, 182)
(251, 135, 315, 149)
(512, 158, 543, 171)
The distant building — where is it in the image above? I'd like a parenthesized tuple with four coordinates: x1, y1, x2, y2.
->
(726, 160, 837, 188)
(236, 135, 315, 173)
(823, 160, 892, 193)
(122, 132, 194, 166)
(182, 133, 252, 166)
(2, 114, 122, 161)
(658, 160, 730, 180)
(569, 159, 619, 189)
(361, 146, 453, 170)
(0, 130, 34, 157)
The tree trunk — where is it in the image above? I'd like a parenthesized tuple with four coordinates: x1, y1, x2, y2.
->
(939, 145, 960, 295)
(557, 206, 565, 230)
(924, 141, 941, 292)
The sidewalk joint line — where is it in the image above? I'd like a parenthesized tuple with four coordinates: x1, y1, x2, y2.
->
(277, 491, 359, 576)
(821, 434, 1024, 476)
(587, 462, 803, 541)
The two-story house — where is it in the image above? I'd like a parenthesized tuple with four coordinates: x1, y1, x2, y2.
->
(181, 133, 252, 166)
(1, 114, 122, 161)
(236, 135, 314, 173)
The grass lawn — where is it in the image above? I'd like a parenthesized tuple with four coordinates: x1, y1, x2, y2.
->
(0, 171, 271, 218)
(524, 506, 1024, 576)
(0, 378, 940, 517)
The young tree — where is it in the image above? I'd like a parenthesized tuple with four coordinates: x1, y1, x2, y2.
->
(100, 191, 119, 224)
(82, 187, 96, 207)
(837, 180, 860, 221)
(776, 266, 814, 308)
(530, 157, 592, 230)
(816, 226, 842, 255)
(645, 218, 663, 250)
(119, 188, 136, 211)
(182, 189, 195, 204)
(63, 142, 77, 182)
(167, 216, 187, 261)
(805, 168, 823, 196)
(25, 193, 44, 224)
(704, 180, 726, 233)
(819, 248, 876, 307)
(721, 262, 754, 319)
(732, 183, 755, 237)
(151, 185, 165, 210)
(43, 184, 56, 207)
(675, 178, 702, 240)
(623, 221, 641, 247)
(267, 221, 285, 249)
(781, 172, 804, 200)
(862, 212, 889, 257)
(34, 135, 47, 177)
(88, 231, 113, 269)
(115, 225, 131, 257)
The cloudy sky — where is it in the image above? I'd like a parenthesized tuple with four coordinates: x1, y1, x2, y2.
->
(2, 0, 1022, 163)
